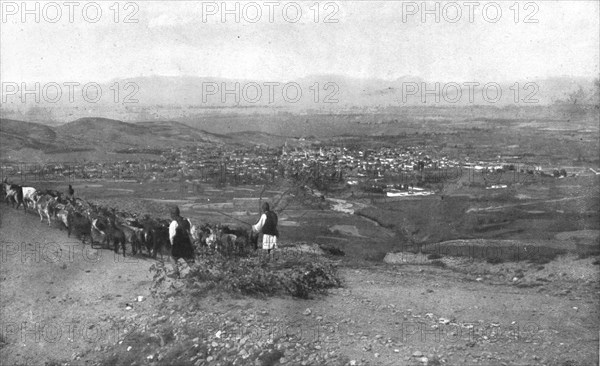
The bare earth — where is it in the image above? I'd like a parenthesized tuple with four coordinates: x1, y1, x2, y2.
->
(1, 209, 598, 366)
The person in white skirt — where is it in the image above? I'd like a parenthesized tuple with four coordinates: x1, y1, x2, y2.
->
(252, 202, 279, 259)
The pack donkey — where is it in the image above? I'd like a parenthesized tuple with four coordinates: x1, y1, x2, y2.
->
(2, 178, 25, 210)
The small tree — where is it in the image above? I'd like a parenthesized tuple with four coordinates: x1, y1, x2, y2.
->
(567, 86, 587, 105)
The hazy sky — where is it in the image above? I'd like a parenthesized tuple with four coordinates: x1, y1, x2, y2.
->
(1, 1, 598, 83)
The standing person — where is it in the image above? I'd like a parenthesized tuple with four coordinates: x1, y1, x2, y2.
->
(168, 206, 195, 263)
(66, 184, 75, 203)
(252, 202, 279, 259)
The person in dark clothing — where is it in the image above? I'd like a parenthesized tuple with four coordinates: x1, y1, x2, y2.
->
(66, 184, 75, 203)
(252, 202, 279, 259)
(168, 206, 195, 263)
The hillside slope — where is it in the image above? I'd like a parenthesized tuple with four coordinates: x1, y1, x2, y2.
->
(0, 118, 230, 161)
(0, 119, 59, 155)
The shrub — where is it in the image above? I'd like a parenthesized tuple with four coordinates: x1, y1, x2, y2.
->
(487, 257, 505, 264)
(365, 251, 387, 262)
(430, 260, 447, 268)
(319, 244, 345, 256)
(258, 350, 284, 366)
(179, 250, 342, 299)
(44, 361, 65, 366)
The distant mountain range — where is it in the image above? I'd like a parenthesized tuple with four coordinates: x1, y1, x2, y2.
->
(1, 75, 597, 126)
(1, 75, 597, 161)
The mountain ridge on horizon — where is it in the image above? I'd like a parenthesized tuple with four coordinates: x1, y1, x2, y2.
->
(2, 103, 599, 162)
(1, 74, 597, 137)
(4, 73, 595, 86)
(2, 74, 596, 113)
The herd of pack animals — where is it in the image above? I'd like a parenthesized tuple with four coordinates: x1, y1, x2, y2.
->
(1, 178, 259, 259)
